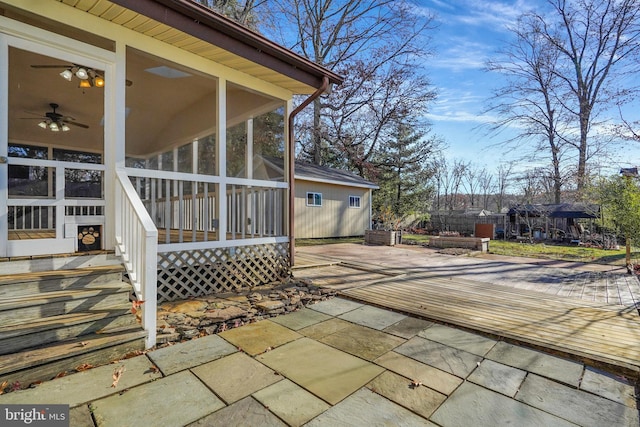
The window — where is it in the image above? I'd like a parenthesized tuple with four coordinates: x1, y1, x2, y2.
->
(306, 192, 322, 206)
(349, 196, 361, 208)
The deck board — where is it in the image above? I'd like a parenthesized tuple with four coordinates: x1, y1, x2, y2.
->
(341, 275, 640, 374)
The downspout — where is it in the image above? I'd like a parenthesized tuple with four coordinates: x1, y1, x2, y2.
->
(288, 76, 329, 267)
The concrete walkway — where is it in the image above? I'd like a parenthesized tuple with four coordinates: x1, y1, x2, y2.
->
(1, 298, 637, 426)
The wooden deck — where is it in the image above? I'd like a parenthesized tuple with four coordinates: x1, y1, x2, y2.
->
(294, 248, 640, 377)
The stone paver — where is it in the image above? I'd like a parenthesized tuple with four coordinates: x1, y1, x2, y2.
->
(516, 374, 639, 427)
(308, 297, 363, 316)
(383, 316, 434, 339)
(305, 388, 438, 427)
(91, 371, 224, 427)
(218, 319, 301, 355)
(253, 379, 330, 426)
(257, 337, 384, 405)
(298, 317, 352, 339)
(374, 351, 463, 395)
(418, 324, 497, 356)
(431, 381, 576, 427)
(580, 366, 637, 408)
(319, 323, 406, 361)
(191, 352, 282, 404)
(187, 396, 286, 427)
(395, 336, 482, 378)
(366, 370, 447, 418)
(268, 308, 331, 330)
(69, 405, 93, 427)
(486, 341, 584, 387)
(147, 334, 237, 375)
(337, 304, 407, 330)
(0, 355, 161, 406)
(467, 359, 527, 397)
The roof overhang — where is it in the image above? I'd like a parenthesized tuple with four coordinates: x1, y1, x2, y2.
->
(1, 0, 342, 94)
(296, 176, 379, 190)
(109, 0, 343, 93)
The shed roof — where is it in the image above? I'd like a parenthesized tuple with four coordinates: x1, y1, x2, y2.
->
(264, 157, 379, 189)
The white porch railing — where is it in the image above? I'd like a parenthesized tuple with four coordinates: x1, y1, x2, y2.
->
(115, 170, 158, 348)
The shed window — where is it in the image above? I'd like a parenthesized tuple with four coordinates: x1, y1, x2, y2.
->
(306, 192, 322, 206)
(349, 196, 361, 208)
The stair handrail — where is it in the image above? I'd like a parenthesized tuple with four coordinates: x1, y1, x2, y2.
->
(115, 170, 158, 348)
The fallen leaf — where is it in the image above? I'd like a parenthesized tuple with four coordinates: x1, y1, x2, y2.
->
(123, 350, 144, 359)
(131, 300, 145, 314)
(0, 381, 8, 394)
(28, 381, 42, 389)
(149, 365, 160, 374)
(76, 363, 94, 372)
(111, 365, 126, 388)
(78, 341, 89, 347)
(11, 381, 21, 392)
(410, 380, 422, 389)
(54, 372, 67, 379)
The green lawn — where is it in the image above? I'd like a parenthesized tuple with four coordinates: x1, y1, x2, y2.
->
(399, 233, 634, 266)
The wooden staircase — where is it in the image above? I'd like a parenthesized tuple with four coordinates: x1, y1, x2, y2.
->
(0, 253, 147, 389)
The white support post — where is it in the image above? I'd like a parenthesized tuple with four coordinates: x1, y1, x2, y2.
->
(218, 78, 227, 242)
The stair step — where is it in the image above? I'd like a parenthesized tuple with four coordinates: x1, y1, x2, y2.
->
(0, 266, 125, 297)
(0, 252, 121, 275)
(0, 328, 147, 388)
(0, 307, 138, 355)
(0, 282, 132, 327)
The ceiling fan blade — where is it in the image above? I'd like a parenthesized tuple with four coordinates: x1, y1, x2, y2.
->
(67, 121, 89, 129)
(30, 64, 74, 69)
(23, 110, 45, 116)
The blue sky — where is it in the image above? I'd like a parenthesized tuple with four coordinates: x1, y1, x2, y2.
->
(414, 0, 640, 175)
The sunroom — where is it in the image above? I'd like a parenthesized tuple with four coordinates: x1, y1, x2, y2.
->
(0, 0, 341, 347)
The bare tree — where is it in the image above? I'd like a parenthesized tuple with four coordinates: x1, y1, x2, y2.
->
(533, 0, 640, 194)
(495, 162, 514, 213)
(193, 0, 264, 27)
(432, 157, 469, 212)
(486, 13, 572, 204)
(260, 0, 437, 171)
(462, 164, 481, 209)
(477, 167, 495, 210)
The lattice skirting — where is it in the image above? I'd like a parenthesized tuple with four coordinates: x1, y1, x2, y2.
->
(156, 243, 290, 302)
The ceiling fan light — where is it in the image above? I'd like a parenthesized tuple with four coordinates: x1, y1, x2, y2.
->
(38, 120, 48, 129)
(60, 69, 73, 81)
(49, 121, 59, 131)
(94, 75, 105, 88)
(79, 79, 91, 88)
(75, 67, 89, 80)
(61, 123, 71, 132)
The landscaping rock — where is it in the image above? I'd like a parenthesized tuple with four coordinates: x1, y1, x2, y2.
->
(156, 281, 338, 343)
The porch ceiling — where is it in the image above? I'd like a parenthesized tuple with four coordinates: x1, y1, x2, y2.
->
(56, 0, 341, 94)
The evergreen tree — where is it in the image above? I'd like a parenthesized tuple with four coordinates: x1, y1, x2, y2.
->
(373, 122, 439, 224)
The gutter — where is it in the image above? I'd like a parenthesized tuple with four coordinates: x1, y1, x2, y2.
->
(288, 76, 329, 267)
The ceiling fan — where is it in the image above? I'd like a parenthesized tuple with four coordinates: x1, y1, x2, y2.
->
(30, 64, 133, 87)
(21, 103, 89, 132)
